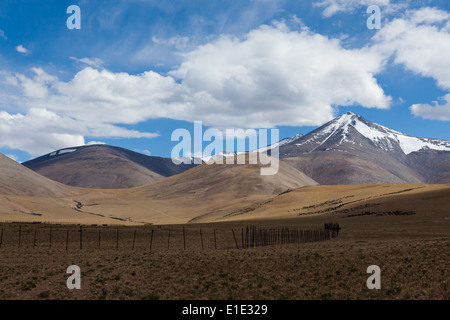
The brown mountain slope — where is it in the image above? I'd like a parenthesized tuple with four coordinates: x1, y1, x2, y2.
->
(68, 157, 318, 224)
(0, 153, 74, 197)
(23, 145, 196, 189)
(0, 155, 318, 225)
(133, 157, 318, 200)
(282, 151, 420, 185)
(214, 183, 450, 223)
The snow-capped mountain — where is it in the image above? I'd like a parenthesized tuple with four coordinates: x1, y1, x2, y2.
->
(280, 112, 450, 184)
(285, 112, 450, 155)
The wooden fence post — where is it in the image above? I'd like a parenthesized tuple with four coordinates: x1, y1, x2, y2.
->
(150, 230, 154, 251)
(167, 230, 171, 250)
(18, 226, 22, 249)
(231, 229, 239, 250)
(116, 229, 119, 251)
(98, 230, 101, 250)
(49, 226, 52, 249)
(33, 228, 37, 248)
(214, 229, 217, 250)
(66, 230, 69, 251)
(80, 226, 83, 250)
(132, 230, 137, 250)
(183, 227, 186, 250)
(200, 229, 204, 251)
(0, 228, 3, 249)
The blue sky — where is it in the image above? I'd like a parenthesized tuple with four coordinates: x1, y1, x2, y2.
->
(1, 0, 450, 162)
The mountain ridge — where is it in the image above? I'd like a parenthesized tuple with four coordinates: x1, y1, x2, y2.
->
(279, 112, 450, 184)
(23, 144, 197, 189)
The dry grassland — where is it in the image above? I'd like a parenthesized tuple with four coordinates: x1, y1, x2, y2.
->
(0, 213, 448, 300)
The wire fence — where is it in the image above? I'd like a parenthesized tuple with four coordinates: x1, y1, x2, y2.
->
(0, 223, 341, 252)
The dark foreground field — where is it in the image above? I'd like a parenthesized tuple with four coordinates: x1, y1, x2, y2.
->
(0, 215, 449, 300)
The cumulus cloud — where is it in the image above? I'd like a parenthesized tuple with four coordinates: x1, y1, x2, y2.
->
(15, 45, 29, 54)
(0, 30, 6, 40)
(0, 108, 85, 156)
(0, 107, 158, 156)
(371, 7, 450, 120)
(2, 21, 397, 155)
(14, 67, 57, 99)
(7, 23, 391, 131)
(170, 24, 391, 127)
(372, 7, 450, 90)
(411, 94, 450, 121)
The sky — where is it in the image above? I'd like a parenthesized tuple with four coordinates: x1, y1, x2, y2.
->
(0, 0, 450, 162)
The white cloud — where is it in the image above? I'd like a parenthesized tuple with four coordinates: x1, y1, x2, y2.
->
(69, 57, 105, 69)
(0, 108, 85, 156)
(25, 23, 389, 129)
(370, 7, 450, 121)
(0, 107, 158, 156)
(2, 22, 394, 155)
(14, 67, 57, 99)
(314, 0, 391, 17)
(0, 30, 6, 40)
(372, 7, 450, 90)
(170, 23, 391, 127)
(411, 94, 450, 121)
(15, 45, 29, 54)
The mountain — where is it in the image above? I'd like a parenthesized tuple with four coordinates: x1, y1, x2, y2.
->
(69, 156, 319, 224)
(0, 153, 74, 196)
(279, 112, 450, 184)
(134, 156, 317, 200)
(23, 145, 197, 189)
(200, 133, 304, 163)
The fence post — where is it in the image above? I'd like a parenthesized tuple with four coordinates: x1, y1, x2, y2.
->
(132, 230, 137, 250)
(18, 226, 22, 249)
(200, 229, 204, 251)
(246, 226, 249, 249)
(33, 228, 37, 248)
(183, 227, 186, 250)
(80, 226, 83, 250)
(49, 226, 52, 249)
(214, 229, 217, 250)
(66, 230, 69, 251)
(116, 229, 119, 251)
(167, 230, 171, 250)
(150, 229, 154, 251)
(98, 230, 101, 250)
(231, 229, 239, 250)
(0, 228, 3, 249)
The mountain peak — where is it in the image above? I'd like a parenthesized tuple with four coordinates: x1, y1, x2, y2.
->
(281, 112, 450, 156)
(342, 111, 357, 117)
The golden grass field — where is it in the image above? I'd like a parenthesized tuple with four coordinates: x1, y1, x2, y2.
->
(1, 182, 449, 225)
(0, 182, 448, 300)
